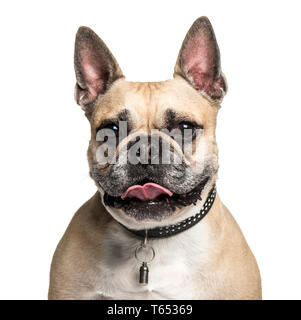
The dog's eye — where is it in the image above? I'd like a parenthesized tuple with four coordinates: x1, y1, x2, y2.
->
(176, 121, 203, 140)
(106, 123, 119, 132)
(178, 122, 195, 131)
(97, 122, 119, 134)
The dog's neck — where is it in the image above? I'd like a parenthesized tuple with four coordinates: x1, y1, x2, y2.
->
(96, 187, 225, 298)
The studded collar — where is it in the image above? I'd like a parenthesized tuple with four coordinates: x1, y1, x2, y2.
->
(121, 185, 217, 239)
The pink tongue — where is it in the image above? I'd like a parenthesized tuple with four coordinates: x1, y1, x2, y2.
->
(121, 182, 173, 201)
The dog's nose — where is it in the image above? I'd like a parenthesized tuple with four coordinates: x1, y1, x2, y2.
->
(127, 135, 165, 165)
(135, 144, 153, 163)
(127, 136, 148, 165)
(149, 137, 161, 164)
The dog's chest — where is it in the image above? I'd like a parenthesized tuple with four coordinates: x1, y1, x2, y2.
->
(97, 230, 208, 299)
(101, 251, 196, 299)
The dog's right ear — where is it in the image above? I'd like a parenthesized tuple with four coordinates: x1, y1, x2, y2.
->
(74, 27, 123, 117)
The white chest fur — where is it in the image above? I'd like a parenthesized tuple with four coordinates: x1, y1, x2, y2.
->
(96, 216, 212, 300)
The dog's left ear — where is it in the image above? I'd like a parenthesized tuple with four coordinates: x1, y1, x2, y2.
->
(74, 26, 124, 117)
(174, 17, 227, 101)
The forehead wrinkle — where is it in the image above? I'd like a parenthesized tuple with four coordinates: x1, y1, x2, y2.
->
(145, 82, 168, 133)
(125, 82, 159, 132)
(146, 82, 167, 131)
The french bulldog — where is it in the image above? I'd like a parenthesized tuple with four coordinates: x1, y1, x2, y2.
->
(48, 16, 261, 300)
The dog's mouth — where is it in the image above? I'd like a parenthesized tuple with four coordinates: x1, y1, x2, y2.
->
(103, 177, 209, 221)
(121, 182, 173, 201)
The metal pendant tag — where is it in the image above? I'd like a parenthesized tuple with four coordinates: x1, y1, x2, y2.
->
(135, 230, 155, 285)
(139, 262, 149, 285)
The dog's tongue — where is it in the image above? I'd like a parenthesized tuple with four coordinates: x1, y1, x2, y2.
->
(121, 183, 173, 201)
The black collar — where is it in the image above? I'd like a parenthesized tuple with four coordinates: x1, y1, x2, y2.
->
(121, 185, 216, 239)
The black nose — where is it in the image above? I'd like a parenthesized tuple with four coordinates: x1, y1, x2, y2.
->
(127, 135, 165, 165)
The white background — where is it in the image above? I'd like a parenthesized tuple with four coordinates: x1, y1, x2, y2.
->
(0, 0, 300, 300)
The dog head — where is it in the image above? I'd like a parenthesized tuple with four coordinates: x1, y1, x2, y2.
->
(74, 17, 227, 229)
